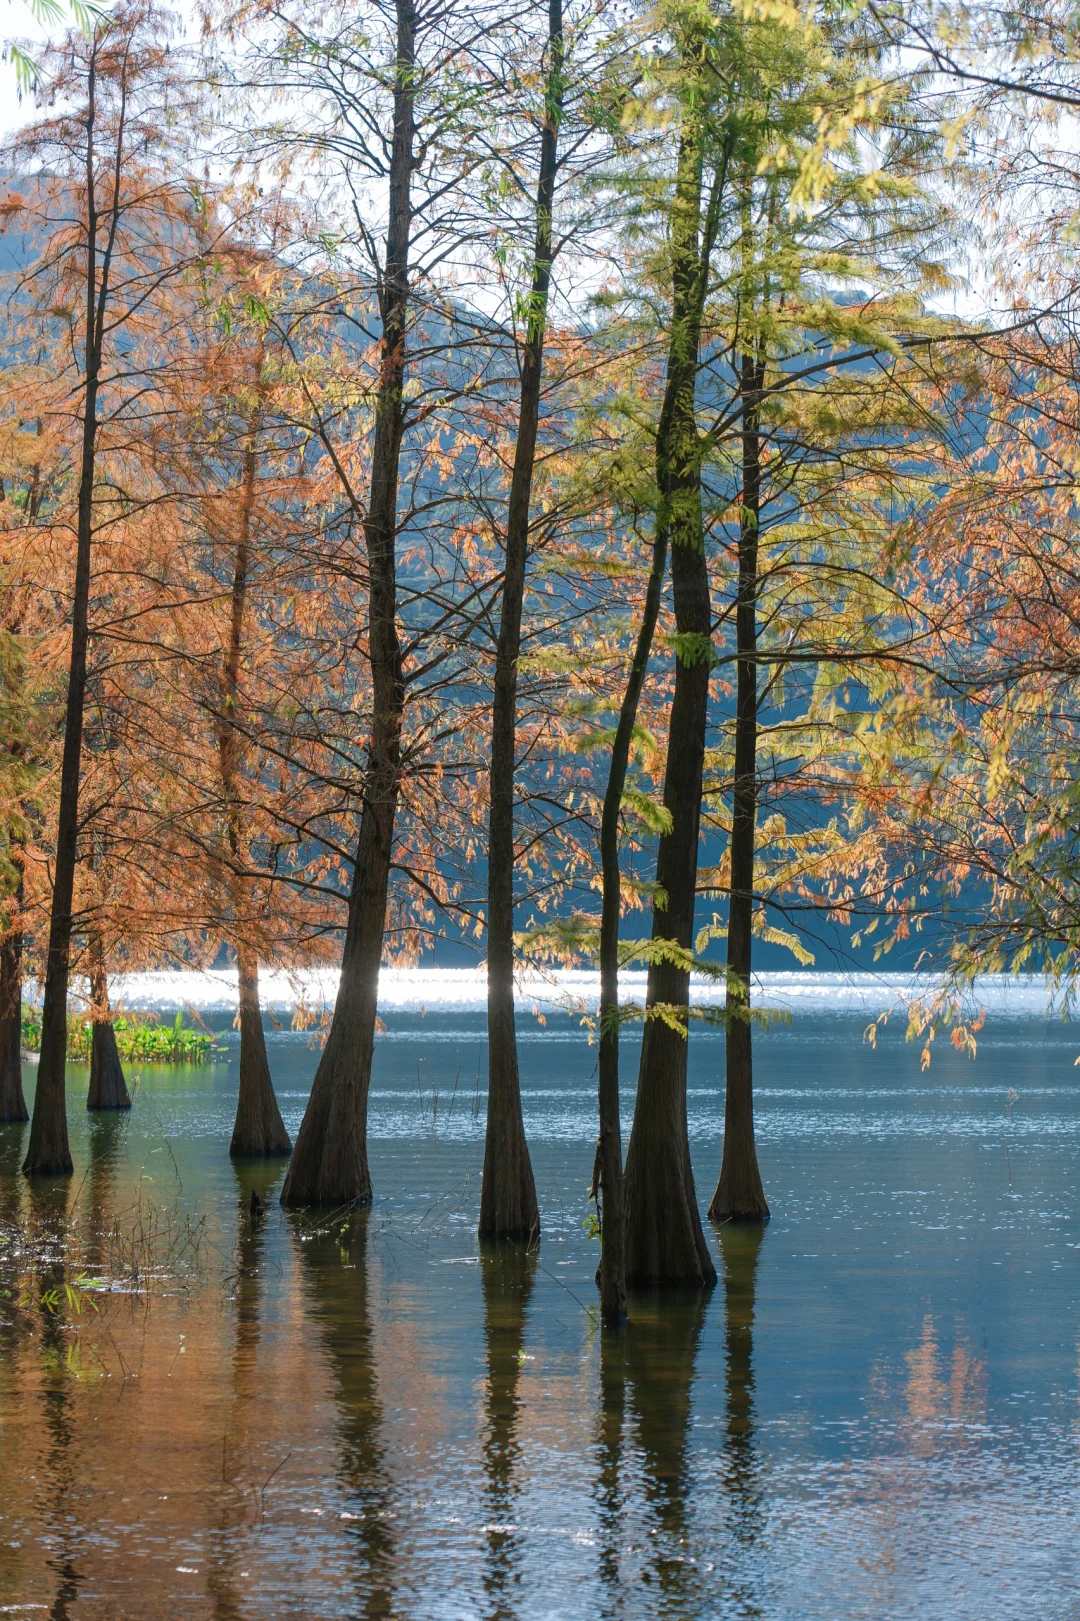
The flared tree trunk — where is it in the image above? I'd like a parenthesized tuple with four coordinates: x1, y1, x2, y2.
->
(25, 64, 109, 1176)
(480, 0, 563, 1243)
(709, 353, 769, 1223)
(0, 900, 27, 1123)
(86, 944, 130, 1110)
(230, 949, 290, 1157)
(594, 510, 670, 1323)
(218, 398, 290, 1160)
(622, 49, 729, 1289)
(281, 0, 415, 1208)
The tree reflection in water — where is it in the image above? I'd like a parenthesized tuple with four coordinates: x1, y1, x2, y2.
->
(207, 1159, 285, 1621)
(595, 1288, 708, 1613)
(478, 1239, 537, 1618)
(85, 1109, 125, 1272)
(0, 1121, 24, 1233)
(718, 1222, 765, 1612)
(25, 1178, 84, 1621)
(292, 1207, 396, 1621)
(596, 1318, 627, 1609)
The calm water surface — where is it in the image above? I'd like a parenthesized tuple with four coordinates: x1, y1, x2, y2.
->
(2, 1003, 1080, 1619)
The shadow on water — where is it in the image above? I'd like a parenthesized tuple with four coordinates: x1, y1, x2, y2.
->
(208, 1159, 287, 1621)
(478, 1239, 537, 1619)
(597, 1288, 708, 1617)
(291, 1205, 396, 1621)
(717, 1222, 765, 1615)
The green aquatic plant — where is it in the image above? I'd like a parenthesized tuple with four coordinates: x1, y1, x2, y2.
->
(20, 1008, 221, 1065)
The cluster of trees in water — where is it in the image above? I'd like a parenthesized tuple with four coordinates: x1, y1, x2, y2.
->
(2, 0, 1080, 1320)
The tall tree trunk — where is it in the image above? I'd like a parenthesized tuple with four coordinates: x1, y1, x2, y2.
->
(710, 352, 769, 1222)
(220, 412, 289, 1159)
(0, 873, 27, 1124)
(480, 0, 563, 1243)
(622, 51, 726, 1289)
(281, 0, 415, 1208)
(86, 938, 129, 1110)
(594, 516, 669, 1323)
(25, 51, 108, 1177)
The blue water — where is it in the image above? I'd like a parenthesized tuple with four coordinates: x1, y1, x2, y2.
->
(1, 1002, 1079, 1618)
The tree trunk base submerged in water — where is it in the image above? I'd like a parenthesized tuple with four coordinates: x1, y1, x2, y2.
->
(278, 1027, 372, 1206)
(708, 1020, 769, 1222)
(87, 952, 131, 1110)
(87, 1019, 130, 1110)
(479, 997, 539, 1243)
(279, 915, 377, 1208)
(623, 1020, 716, 1289)
(230, 955, 290, 1158)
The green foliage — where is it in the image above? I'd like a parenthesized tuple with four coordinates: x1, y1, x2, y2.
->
(20, 1008, 221, 1064)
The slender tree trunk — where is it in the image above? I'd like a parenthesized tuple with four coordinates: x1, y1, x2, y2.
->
(87, 938, 129, 1110)
(710, 353, 769, 1222)
(25, 53, 107, 1176)
(219, 411, 289, 1159)
(0, 866, 27, 1122)
(480, 0, 563, 1243)
(622, 56, 725, 1289)
(281, 0, 415, 1207)
(594, 518, 669, 1323)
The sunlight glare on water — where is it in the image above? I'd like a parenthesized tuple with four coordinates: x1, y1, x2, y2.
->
(2, 975, 1080, 1618)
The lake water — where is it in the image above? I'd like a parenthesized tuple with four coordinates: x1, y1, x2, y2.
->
(1, 974, 1079, 1619)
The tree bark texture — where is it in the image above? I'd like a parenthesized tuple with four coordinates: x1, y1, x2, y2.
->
(709, 352, 769, 1223)
(219, 410, 290, 1159)
(86, 943, 130, 1110)
(25, 49, 108, 1176)
(623, 52, 723, 1289)
(281, 0, 415, 1207)
(0, 860, 27, 1123)
(480, 0, 564, 1243)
